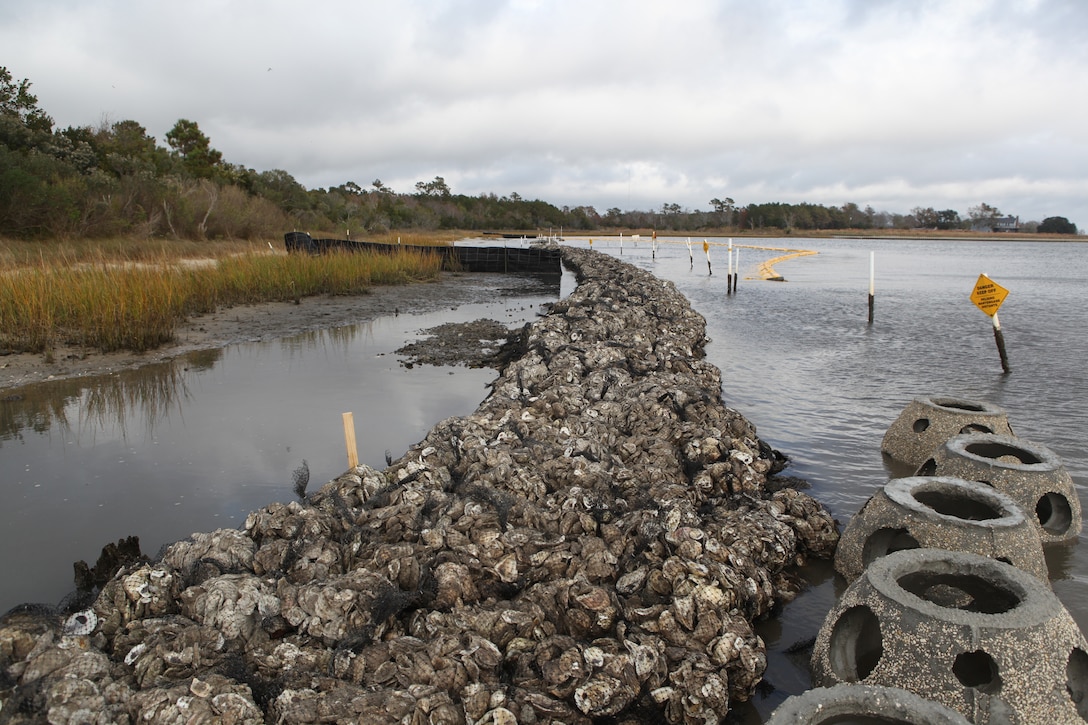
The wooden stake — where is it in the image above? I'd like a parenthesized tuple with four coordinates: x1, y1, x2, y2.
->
(733, 250, 739, 292)
(703, 240, 712, 275)
(342, 412, 359, 469)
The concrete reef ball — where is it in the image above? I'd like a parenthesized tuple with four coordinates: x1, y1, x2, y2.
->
(811, 548, 1088, 723)
(834, 476, 1048, 583)
(766, 683, 970, 725)
(881, 396, 1014, 469)
(918, 432, 1083, 545)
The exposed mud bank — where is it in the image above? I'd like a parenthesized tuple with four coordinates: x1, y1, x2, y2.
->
(0, 271, 549, 393)
(0, 247, 838, 724)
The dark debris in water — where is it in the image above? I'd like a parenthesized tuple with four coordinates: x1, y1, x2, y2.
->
(396, 317, 526, 368)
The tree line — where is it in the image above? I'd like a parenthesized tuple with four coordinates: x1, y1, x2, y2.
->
(0, 67, 1079, 241)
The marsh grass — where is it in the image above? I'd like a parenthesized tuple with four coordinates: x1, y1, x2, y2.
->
(0, 245, 443, 354)
(0, 237, 261, 268)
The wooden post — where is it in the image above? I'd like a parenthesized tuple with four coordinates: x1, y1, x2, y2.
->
(868, 251, 875, 324)
(687, 238, 693, 268)
(992, 312, 1011, 373)
(703, 240, 712, 275)
(342, 412, 359, 469)
(733, 250, 739, 292)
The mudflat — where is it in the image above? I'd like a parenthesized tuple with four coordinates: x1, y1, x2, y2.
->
(0, 273, 510, 393)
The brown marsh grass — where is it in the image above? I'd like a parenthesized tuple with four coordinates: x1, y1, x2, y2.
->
(0, 238, 445, 354)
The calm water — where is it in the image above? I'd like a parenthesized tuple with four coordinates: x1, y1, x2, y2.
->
(585, 235, 1088, 719)
(0, 272, 567, 613)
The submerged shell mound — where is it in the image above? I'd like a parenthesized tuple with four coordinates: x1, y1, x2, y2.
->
(0, 247, 838, 724)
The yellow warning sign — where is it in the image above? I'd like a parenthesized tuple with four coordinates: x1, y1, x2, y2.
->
(970, 274, 1009, 316)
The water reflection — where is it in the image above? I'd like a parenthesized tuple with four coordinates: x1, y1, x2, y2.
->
(0, 277, 561, 613)
(0, 358, 202, 446)
(0, 320, 411, 449)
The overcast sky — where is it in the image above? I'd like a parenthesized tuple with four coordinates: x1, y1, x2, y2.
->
(4, 0, 1086, 226)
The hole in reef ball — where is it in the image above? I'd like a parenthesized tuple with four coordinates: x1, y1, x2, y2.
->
(828, 605, 883, 682)
(953, 649, 1002, 693)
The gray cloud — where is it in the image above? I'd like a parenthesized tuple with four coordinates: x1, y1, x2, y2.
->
(3, 0, 1086, 225)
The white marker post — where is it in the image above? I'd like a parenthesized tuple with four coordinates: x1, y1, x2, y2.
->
(730, 239, 738, 292)
(687, 238, 693, 268)
(703, 240, 712, 275)
(727, 240, 733, 294)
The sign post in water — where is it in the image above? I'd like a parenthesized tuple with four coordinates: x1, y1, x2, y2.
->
(970, 273, 1011, 373)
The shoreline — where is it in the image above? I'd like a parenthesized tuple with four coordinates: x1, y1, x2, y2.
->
(0, 272, 519, 394)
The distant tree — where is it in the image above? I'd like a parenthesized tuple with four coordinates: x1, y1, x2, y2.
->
(709, 197, 735, 226)
(165, 119, 222, 179)
(841, 202, 872, 228)
(709, 197, 734, 213)
(968, 202, 1001, 224)
(1038, 216, 1077, 234)
(414, 175, 451, 197)
(935, 209, 962, 230)
(911, 206, 939, 228)
(249, 169, 311, 215)
(0, 66, 54, 151)
(0, 66, 52, 132)
(372, 179, 392, 194)
(95, 119, 168, 176)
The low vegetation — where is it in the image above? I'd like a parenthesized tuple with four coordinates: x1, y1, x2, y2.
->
(2, 66, 1080, 241)
(1, 63, 1081, 358)
(0, 244, 443, 354)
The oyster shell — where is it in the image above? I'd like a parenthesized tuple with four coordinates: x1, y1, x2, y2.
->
(0, 247, 838, 724)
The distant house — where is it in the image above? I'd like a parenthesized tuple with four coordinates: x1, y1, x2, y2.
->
(974, 215, 1020, 233)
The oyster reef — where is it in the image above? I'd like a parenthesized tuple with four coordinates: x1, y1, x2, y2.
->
(0, 247, 838, 724)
